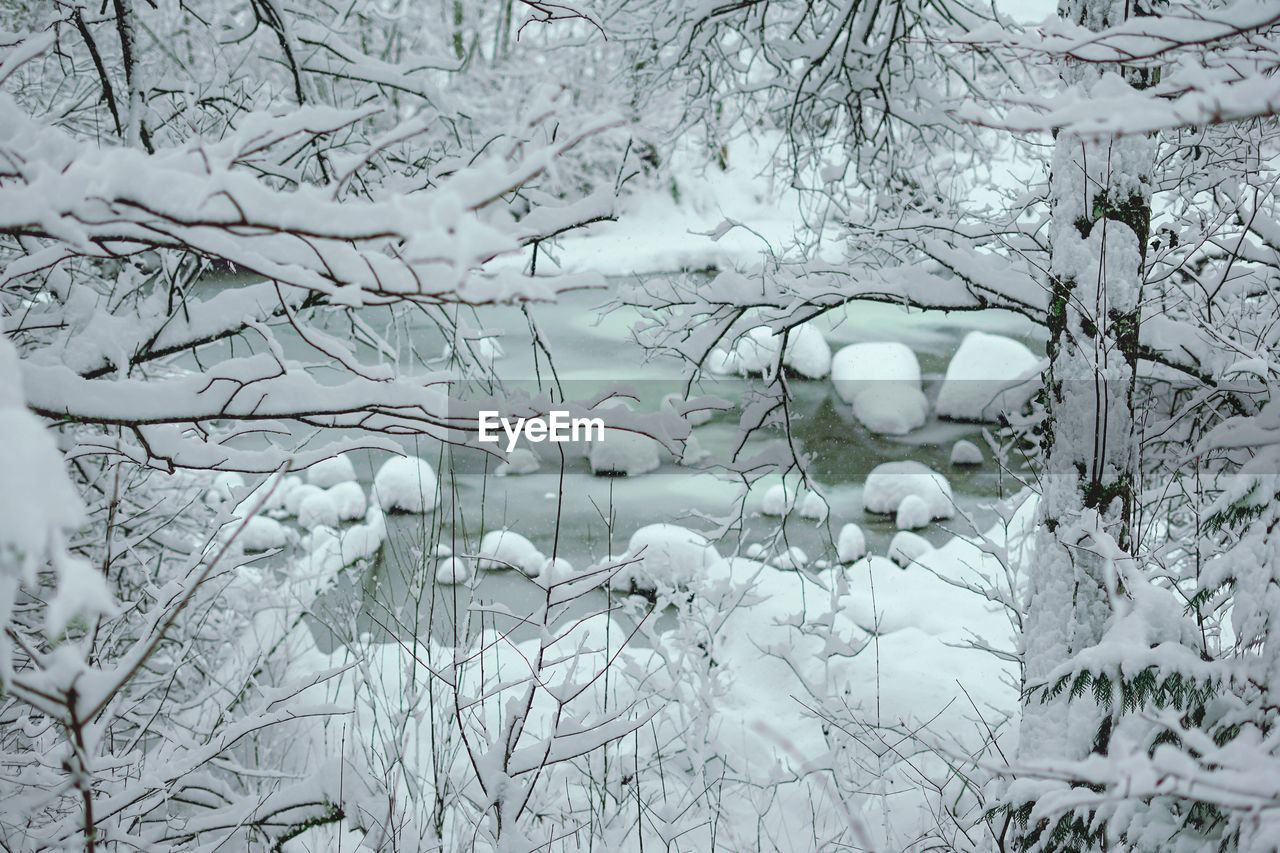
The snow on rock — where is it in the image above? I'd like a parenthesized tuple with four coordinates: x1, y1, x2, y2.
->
(950, 439, 984, 466)
(264, 475, 302, 514)
(863, 461, 954, 520)
(537, 556, 574, 587)
(745, 543, 767, 559)
(338, 507, 386, 566)
(282, 483, 323, 517)
(837, 523, 867, 563)
(306, 454, 357, 488)
(477, 530, 545, 576)
(678, 433, 710, 466)
(895, 495, 932, 530)
(327, 481, 366, 522)
(435, 557, 472, 585)
(707, 347, 740, 376)
(888, 531, 932, 567)
(782, 323, 832, 379)
(496, 448, 540, 476)
(298, 491, 340, 530)
(831, 342, 921, 403)
(434, 543, 453, 557)
(761, 483, 796, 516)
(589, 430, 661, 477)
(241, 516, 288, 552)
(610, 523, 720, 592)
(798, 490, 828, 520)
(205, 472, 245, 506)
(373, 455, 438, 513)
(732, 326, 782, 375)
(831, 342, 927, 434)
(770, 546, 809, 570)
(934, 331, 1041, 422)
(852, 386, 928, 435)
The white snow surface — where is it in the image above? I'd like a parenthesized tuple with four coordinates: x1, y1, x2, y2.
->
(435, 557, 472, 585)
(240, 516, 288, 552)
(297, 491, 340, 530)
(589, 430, 661, 477)
(783, 323, 832, 378)
(496, 448, 541, 476)
(610, 523, 720, 592)
(373, 455, 438, 513)
(326, 481, 366, 522)
(761, 483, 795, 516)
(863, 461, 955, 520)
(888, 531, 932, 567)
(477, 530, 545, 576)
(950, 439, 985, 466)
(306, 454, 357, 488)
(831, 342, 927, 434)
(895, 494, 933, 530)
(934, 331, 1041, 422)
(837, 523, 867, 563)
(282, 483, 322, 517)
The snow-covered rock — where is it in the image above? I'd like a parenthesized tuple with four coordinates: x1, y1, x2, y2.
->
(761, 483, 795, 516)
(782, 323, 832, 378)
(374, 456, 438, 513)
(831, 342, 921, 404)
(863, 461, 954, 520)
(496, 448, 540, 477)
(950, 439, 984, 466)
(282, 483, 323, 517)
(831, 342, 927, 434)
(934, 331, 1041, 422)
(434, 543, 453, 557)
(298, 491, 340, 530)
(852, 386, 929, 435)
(327, 481, 366, 522)
(241, 516, 287, 552)
(888, 531, 931, 567)
(745, 543, 767, 559)
(435, 557, 472, 585)
(306, 454, 357, 488)
(770, 546, 809, 570)
(589, 430, 661, 477)
(477, 530, 544, 576)
(205, 472, 245, 506)
(895, 495, 932, 530)
(707, 347, 740, 376)
(837, 523, 867, 563)
(679, 434, 710, 466)
(733, 326, 783, 375)
(611, 523, 720, 592)
(537, 556, 574, 587)
(798, 491, 828, 521)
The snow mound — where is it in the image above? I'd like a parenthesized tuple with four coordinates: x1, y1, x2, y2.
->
(707, 347, 739, 376)
(537, 556, 574, 587)
(241, 516, 288, 552)
(852, 386, 929, 435)
(282, 483, 322, 517)
(298, 491, 340, 530)
(327, 481, 366, 522)
(831, 342, 921, 404)
(934, 331, 1041, 422)
(477, 530, 544, 576)
(611, 523, 720, 592)
(863, 461, 954, 520)
(950, 439, 984, 466)
(761, 483, 795, 516)
(496, 448, 540, 476)
(589, 430, 661, 477)
(837, 523, 867, 563)
(205, 472, 245, 506)
(888, 531, 931, 567)
(374, 456, 438, 513)
(732, 326, 782, 375)
(770, 546, 809, 570)
(679, 434, 710, 466)
(798, 491, 828, 520)
(783, 323, 832, 378)
(435, 557, 472, 585)
(895, 495, 932, 530)
(306, 454, 357, 488)
(745, 543, 767, 559)
(831, 342, 927, 434)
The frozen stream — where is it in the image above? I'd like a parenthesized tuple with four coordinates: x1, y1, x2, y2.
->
(195, 275, 1041, 653)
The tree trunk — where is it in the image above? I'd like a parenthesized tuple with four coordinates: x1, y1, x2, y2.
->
(1020, 0, 1155, 763)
